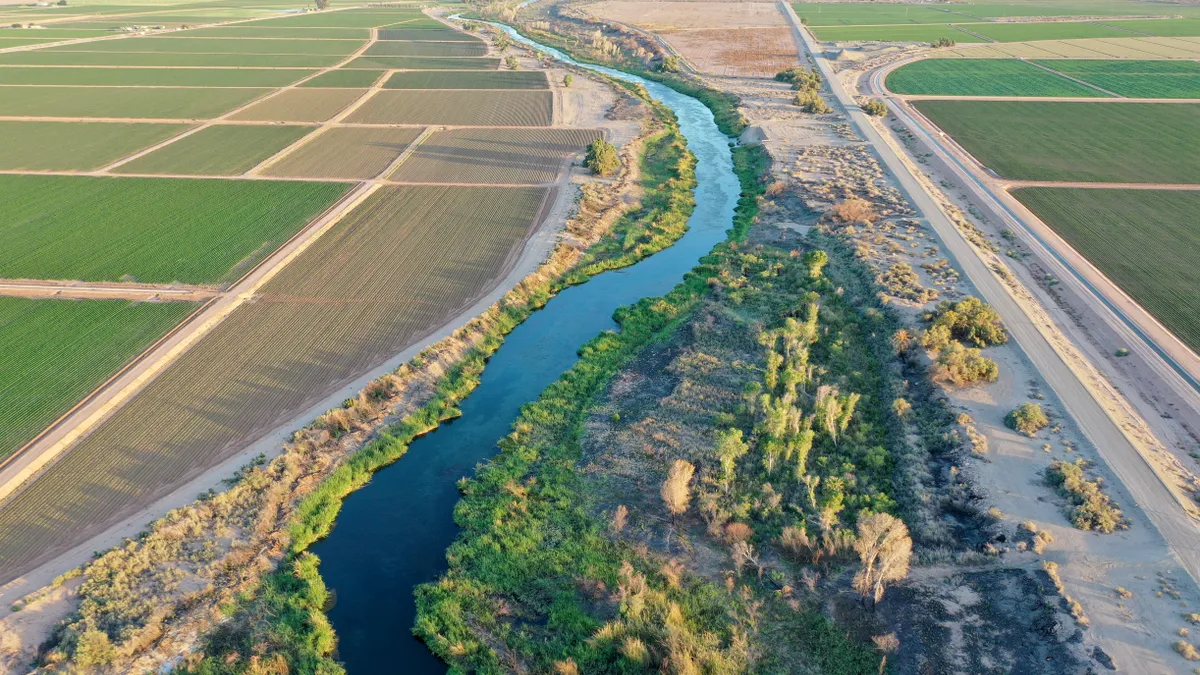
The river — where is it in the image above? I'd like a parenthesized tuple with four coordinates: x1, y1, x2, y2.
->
(310, 27, 740, 673)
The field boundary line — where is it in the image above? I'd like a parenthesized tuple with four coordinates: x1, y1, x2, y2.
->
(0, 180, 378, 508)
(1021, 58, 1122, 97)
(951, 24, 996, 42)
(0, 279, 217, 302)
(377, 125, 435, 179)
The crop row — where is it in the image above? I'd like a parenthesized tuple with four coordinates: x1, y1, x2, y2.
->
(391, 127, 600, 184)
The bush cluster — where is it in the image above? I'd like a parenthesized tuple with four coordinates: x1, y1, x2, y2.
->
(585, 137, 621, 177)
(1046, 459, 1124, 533)
(1006, 402, 1049, 437)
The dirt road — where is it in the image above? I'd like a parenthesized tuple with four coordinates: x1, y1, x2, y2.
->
(0, 280, 215, 302)
(781, 1, 1200, 596)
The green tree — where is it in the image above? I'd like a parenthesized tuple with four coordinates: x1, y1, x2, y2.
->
(585, 137, 620, 176)
(863, 99, 887, 117)
(659, 55, 681, 72)
(74, 630, 115, 667)
(928, 296, 1007, 347)
(1007, 402, 1049, 436)
(936, 341, 999, 385)
(804, 249, 828, 279)
(504, 54, 520, 70)
(563, 73, 574, 88)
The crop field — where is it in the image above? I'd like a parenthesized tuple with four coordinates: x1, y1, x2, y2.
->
(362, 40, 488, 57)
(344, 55, 501, 70)
(810, 24, 985, 42)
(948, 36, 1200, 59)
(300, 69, 384, 87)
(1033, 60, 1200, 98)
(794, 3, 967, 25)
(661, 27, 801, 77)
(175, 26, 371, 39)
(47, 36, 366, 54)
(1098, 18, 1200, 37)
(113, 124, 313, 176)
(391, 128, 600, 184)
(382, 69, 548, 89)
(0, 85, 268, 119)
(0, 121, 190, 171)
(914, 100, 1200, 183)
(378, 28, 483, 41)
(347, 90, 554, 126)
(0, 28, 108, 39)
(0, 66, 314, 87)
(0, 51, 342, 67)
(0, 185, 553, 579)
(262, 126, 425, 179)
(1013, 187, 1200, 352)
(228, 88, 365, 122)
(887, 59, 1110, 97)
(0, 297, 196, 459)
(252, 10, 431, 28)
(793, 0, 1192, 25)
(0, 175, 350, 284)
(964, 21, 1133, 42)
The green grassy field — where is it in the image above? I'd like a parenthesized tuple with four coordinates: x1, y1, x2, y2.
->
(346, 90, 554, 126)
(0, 66, 313, 86)
(0, 297, 196, 458)
(0, 175, 350, 284)
(1013, 187, 1200, 352)
(0, 121, 190, 170)
(795, 3, 966, 25)
(887, 58, 1109, 97)
(0, 85, 268, 118)
(382, 69, 548, 89)
(50, 36, 364, 54)
(263, 126, 425, 179)
(229, 88, 364, 122)
(964, 20, 1132, 41)
(362, 40, 487, 57)
(1034, 60, 1200, 98)
(343, 55, 501, 69)
(114, 124, 312, 175)
(795, 0, 1193, 25)
(176, 26, 371, 38)
(1100, 18, 1200, 36)
(810, 23, 984, 42)
(0, 28, 108, 39)
(914, 100, 1200, 183)
(377, 28, 482, 41)
(252, 10, 428, 28)
(298, 68, 383, 87)
(0, 51, 339, 67)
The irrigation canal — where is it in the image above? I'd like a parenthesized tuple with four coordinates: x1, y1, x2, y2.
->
(311, 28, 741, 673)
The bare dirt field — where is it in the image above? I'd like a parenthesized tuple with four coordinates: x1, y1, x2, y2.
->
(586, 0, 784, 29)
(661, 26, 799, 77)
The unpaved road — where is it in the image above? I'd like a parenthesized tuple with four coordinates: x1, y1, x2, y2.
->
(782, 2, 1200, 595)
(0, 280, 215, 302)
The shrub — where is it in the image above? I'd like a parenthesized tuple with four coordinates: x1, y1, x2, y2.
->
(795, 90, 833, 114)
(1006, 402, 1049, 437)
(563, 74, 573, 87)
(1046, 459, 1124, 533)
(658, 55, 681, 72)
(863, 99, 888, 117)
(927, 296, 1007, 347)
(1176, 641, 1200, 661)
(936, 341, 999, 385)
(504, 54, 520, 70)
(828, 197, 876, 225)
(584, 137, 621, 177)
(931, 36, 956, 48)
(775, 66, 822, 93)
(73, 631, 115, 667)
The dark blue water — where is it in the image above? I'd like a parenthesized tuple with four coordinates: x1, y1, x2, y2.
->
(310, 30, 739, 674)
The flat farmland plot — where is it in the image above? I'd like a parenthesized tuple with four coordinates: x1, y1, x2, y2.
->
(661, 27, 799, 77)
(347, 90, 553, 126)
(378, 28, 483, 41)
(1034, 60, 1200, 98)
(363, 40, 488, 57)
(0, 51, 341, 67)
(0, 175, 350, 284)
(253, 10, 428, 27)
(176, 26, 371, 38)
(0, 86, 268, 119)
(793, 3, 963, 25)
(810, 24, 984, 43)
(964, 21, 1131, 42)
(344, 55, 500, 69)
(0, 28, 107, 39)
(262, 126, 425, 179)
(228, 88, 365, 122)
(914, 100, 1200, 183)
(1099, 18, 1200, 37)
(383, 69, 548, 89)
(50, 36, 365, 54)
(886, 59, 1110, 97)
(113, 124, 313, 175)
(391, 128, 599, 184)
(1013, 187, 1200, 352)
(299, 69, 384, 87)
(0, 297, 196, 458)
(0, 66, 314, 87)
(0, 185, 552, 580)
(0, 121, 190, 170)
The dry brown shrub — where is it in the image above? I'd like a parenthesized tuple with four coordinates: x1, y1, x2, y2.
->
(724, 521, 753, 544)
(829, 197, 876, 225)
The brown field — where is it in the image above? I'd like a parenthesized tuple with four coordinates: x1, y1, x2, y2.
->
(0, 184, 554, 580)
(363, 40, 488, 57)
(228, 88, 367, 123)
(390, 127, 599, 184)
(377, 28, 484, 42)
(586, 0, 784, 29)
(345, 90, 554, 126)
(263, 126, 426, 179)
(661, 26, 798, 77)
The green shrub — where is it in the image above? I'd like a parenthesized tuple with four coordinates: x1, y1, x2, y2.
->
(1006, 402, 1049, 436)
(795, 90, 833, 114)
(927, 296, 1007, 347)
(936, 341, 999, 385)
(862, 99, 888, 117)
(1046, 459, 1124, 533)
(585, 137, 621, 177)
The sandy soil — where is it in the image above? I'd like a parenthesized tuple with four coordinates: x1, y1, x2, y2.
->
(660, 26, 798, 77)
(586, 0, 784, 29)
(0, 279, 216, 302)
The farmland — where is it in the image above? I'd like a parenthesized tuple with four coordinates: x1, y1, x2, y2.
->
(0, 121, 190, 171)
(391, 128, 599, 184)
(300, 69, 384, 88)
(1013, 187, 1200, 352)
(0, 297, 196, 458)
(174, 26, 371, 39)
(0, 185, 553, 578)
(228, 88, 366, 122)
(962, 21, 1133, 42)
(1034, 60, 1200, 98)
(0, 86, 268, 119)
(383, 70, 548, 89)
(263, 126, 426, 180)
(0, 175, 350, 284)
(46, 36, 365, 54)
(346, 90, 554, 126)
(913, 100, 1200, 183)
(378, 28, 483, 41)
(660, 26, 802, 77)
(887, 59, 1110, 97)
(362, 40, 488, 57)
(344, 55, 502, 69)
(113, 124, 313, 176)
(0, 66, 314, 87)
(0, 51, 342, 67)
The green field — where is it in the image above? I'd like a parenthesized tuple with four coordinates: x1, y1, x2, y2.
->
(1100, 18, 1200, 36)
(0, 66, 313, 86)
(915, 100, 1200, 183)
(382, 69, 548, 89)
(252, 10, 428, 28)
(795, 3, 967, 25)
(176, 26, 371, 38)
(50, 36, 365, 54)
(346, 90, 554, 126)
(887, 58, 1109, 96)
(0, 121, 190, 170)
(114, 124, 312, 175)
(0, 28, 108, 39)
(0, 297, 196, 458)
(964, 20, 1133, 41)
(344, 55, 501, 69)
(0, 85, 268, 118)
(362, 40, 487, 57)
(0, 175, 350, 284)
(794, 0, 1193, 25)
(229, 87, 364, 122)
(809, 23, 984, 42)
(0, 51, 339, 67)
(377, 28, 482, 41)
(1035, 60, 1200, 98)
(1013, 187, 1200, 352)
(298, 68, 382, 87)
